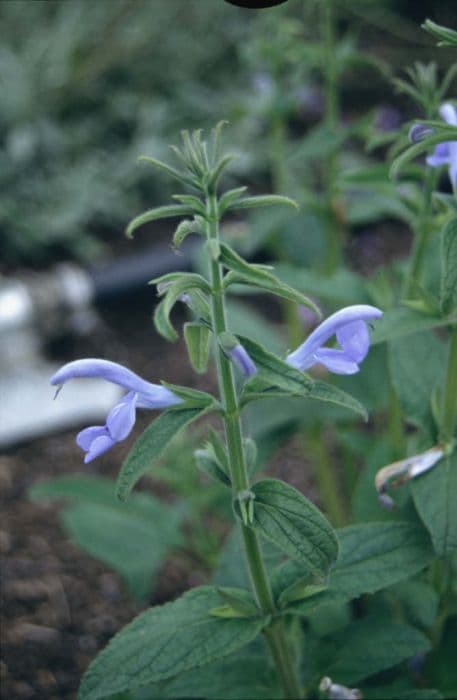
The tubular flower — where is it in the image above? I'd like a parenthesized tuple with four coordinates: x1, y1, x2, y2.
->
(286, 305, 383, 375)
(228, 343, 257, 378)
(426, 102, 457, 187)
(50, 359, 182, 463)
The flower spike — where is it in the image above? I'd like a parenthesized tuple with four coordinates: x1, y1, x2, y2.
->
(286, 305, 383, 375)
(51, 359, 181, 463)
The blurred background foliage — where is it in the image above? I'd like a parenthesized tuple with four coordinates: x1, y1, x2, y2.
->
(1, 0, 455, 268)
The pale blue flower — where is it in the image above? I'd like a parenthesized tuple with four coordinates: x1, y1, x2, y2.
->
(286, 305, 383, 375)
(228, 343, 257, 377)
(426, 102, 457, 187)
(50, 359, 181, 463)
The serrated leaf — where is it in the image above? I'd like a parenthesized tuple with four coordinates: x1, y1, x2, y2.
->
(287, 521, 434, 615)
(116, 407, 207, 501)
(412, 450, 457, 556)
(126, 204, 194, 238)
(324, 618, 430, 684)
(79, 586, 268, 699)
(184, 322, 211, 374)
(29, 476, 182, 602)
(244, 479, 338, 578)
(221, 242, 319, 314)
(441, 217, 457, 314)
(224, 194, 298, 213)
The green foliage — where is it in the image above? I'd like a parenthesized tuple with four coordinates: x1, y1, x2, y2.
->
(440, 217, 457, 315)
(242, 478, 339, 578)
(371, 307, 452, 344)
(412, 451, 457, 556)
(183, 322, 211, 374)
(29, 476, 182, 601)
(79, 586, 268, 699)
(320, 617, 430, 684)
(116, 406, 208, 502)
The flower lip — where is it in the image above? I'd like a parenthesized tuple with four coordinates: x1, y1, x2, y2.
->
(286, 304, 383, 375)
(51, 358, 182, 463)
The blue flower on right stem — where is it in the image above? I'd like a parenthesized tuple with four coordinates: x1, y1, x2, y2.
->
(286, 305, 383, 375)
(426, 102, 457, 188)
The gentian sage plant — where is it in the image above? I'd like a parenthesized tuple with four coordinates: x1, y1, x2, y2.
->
(53, 128, 453, 700)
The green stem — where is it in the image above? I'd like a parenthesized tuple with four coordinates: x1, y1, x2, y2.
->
(206, 192, 303, 699)
(440, 325, 457, 444)
(403, 168, 437, 298)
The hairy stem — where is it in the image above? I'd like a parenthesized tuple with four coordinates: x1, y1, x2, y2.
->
(206, 191, 303, 699)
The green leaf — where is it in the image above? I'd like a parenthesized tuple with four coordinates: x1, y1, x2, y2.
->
(218, 186, 247, 215)
(172, 193, 207, 217)
(220, 242, 320, 314)
(224, 194, 298, 213)
(385, 580, 439, 629)
(239, 337, 366, 419)
(172, 218, 204, 248)
(195, 447, 232, 488)
(323, 618, 430, 684)
(390, 127, 457, 179)
(441, 217, 457, 314)
(79, 586, 268, 699)
(226, 300, 286, 356)
(389, 330, 447, 432)
(126, 204, 195, 238)
(238, 336, 313, 396)
(422, 19, 457, 48)
(116, 407, 207, 501)
(184, 322, 211, 374)
(412, 450, 457, 556)
(213, 587, 259, 617)
(307, 381, 367, 420)
(138, 155, 199, 189)
(274, 263, 368, 306)
(207, 153, 236, 189)
(161, 382, 216, 408)
(288, 521, 433, 615)
(371, 307, 452, 345)
(149, 652, 279, 699)
(153, 274, 210, 342)
(29, 476, 182, 602)
(245, 478, 339, 578)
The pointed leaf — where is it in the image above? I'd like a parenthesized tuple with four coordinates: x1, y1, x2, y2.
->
(245, 478, 339, 577)
(224, 194, 298, 213)
(126, 204, 194, 238)
(79, 586, 268, 699)
(138, 155, 198, 188)
(184, 322, 211, 374)
(116, 407, 207, 501)
(221, 243, 319, 314)
(218, 186, 248, 215)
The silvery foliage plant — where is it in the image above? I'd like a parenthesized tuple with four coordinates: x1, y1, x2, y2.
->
(47, 117, 457, 699)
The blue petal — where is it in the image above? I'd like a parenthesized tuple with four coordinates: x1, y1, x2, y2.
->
(106, 392, 137, 441)
(426, 142, 451, 167)
(313, 348, 360, 375)
(76, 425, 108, 450)
(229, 344, 257, 377)
(84, 434, 116, 463)
(50, 359, 165, 398)
(336, 320, 370, 363)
